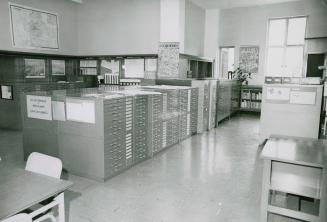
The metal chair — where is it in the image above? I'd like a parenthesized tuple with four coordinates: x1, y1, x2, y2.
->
(25, 152, 65, 222)
(1, 212, 57, 222)
(26, 152, 62, 179)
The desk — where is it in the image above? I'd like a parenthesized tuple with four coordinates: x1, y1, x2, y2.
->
(0, 165, 73, 220)
(260, 135, 327, 222)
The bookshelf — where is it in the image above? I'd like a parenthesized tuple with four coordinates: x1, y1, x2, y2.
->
(80, 59, 98, 75)
(240, 85, 262, 112)
(261, 136, 327, 222)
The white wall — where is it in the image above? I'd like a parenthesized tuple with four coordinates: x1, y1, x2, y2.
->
(184, 0, 206, 56)
(204, 9, 219, 58)
(76, 0, 160, 55)
(160, 0, 185, 52)
(219, 0, 327, 85)
(0, 0, 78, 55)
(204, 9, 220, 78)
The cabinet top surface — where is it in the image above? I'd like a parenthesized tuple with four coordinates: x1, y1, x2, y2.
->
(261, 135, 327, 168)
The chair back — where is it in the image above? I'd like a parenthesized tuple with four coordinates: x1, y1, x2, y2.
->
(25, 152, 62, 179)
(1, 213, 32, 222)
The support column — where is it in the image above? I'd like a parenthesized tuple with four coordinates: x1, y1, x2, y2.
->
(204, 9, 220, 79)
(158, 0, 185, 79)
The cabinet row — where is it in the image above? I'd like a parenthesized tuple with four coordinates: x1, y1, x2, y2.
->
(21, 85, 199, 181)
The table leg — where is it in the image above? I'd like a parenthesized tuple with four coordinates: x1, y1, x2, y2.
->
(55, 193, 65, 222)
(260, 159, 271, 222)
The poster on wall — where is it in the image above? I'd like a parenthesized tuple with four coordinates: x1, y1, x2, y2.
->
(26, 95, 52, 120)
(51, 60, 65, 75)
(9, 3, 59, 50)
(1, 85, 13, 100)
(24, 58, 46, 78)
(158, 42, 179, 79)
(239, 46, 259, 74)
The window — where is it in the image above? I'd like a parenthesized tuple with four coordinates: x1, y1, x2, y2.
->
(220, 47, 235, 79)
(266, 16, 307, 77)
(101, 59, 120, 76)
(123, 59, 145, 78)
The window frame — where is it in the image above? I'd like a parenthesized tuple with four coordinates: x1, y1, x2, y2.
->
(219, 46, 235, 79)
(265, 15, 308, 77)
(122, 58, 146, 79)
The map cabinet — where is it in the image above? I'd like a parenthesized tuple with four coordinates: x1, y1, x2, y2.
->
(260, 135, 327, 222)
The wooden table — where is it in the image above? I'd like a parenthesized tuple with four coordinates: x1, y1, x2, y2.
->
(0, 164, 73, 220)
(260, 135, 327, 222)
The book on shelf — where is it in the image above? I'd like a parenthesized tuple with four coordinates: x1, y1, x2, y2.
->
(241, 101, 261, 109)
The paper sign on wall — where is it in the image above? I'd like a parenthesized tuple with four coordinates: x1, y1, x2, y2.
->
(290, 91, 316, 105)
(266, 87, 290, 101)
(26, 95, 52, 120)
(52, 101, 66, 121)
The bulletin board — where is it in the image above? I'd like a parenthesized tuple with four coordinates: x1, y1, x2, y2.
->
(239, 46, 259, 74)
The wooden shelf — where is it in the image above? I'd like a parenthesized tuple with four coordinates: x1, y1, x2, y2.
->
(271, 162, 322, 199)
(270, 181, 320, 200)
(239, 108, 261, 112)
(240, 86, 262, 112)
(241, 98, 261, 102)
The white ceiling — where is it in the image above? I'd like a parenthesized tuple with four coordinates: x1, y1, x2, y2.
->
(188, 0, 313, 9)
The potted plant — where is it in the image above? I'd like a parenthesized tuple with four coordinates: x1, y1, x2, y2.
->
(232, 67, 252, 85)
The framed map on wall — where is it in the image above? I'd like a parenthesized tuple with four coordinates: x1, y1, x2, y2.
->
(9, 3, 59, 50)
(239, 46, 259, 74)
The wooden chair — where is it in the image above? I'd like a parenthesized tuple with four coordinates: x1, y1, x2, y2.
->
(25, 152, 65, 222)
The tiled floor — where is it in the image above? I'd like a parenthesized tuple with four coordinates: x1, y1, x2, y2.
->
(0, 114, 263, 222)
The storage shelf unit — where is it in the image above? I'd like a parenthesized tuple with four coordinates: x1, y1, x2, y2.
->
(216, 80, 240, 124)
(240, 85, 262, 112)
(261, 136, 327, 222)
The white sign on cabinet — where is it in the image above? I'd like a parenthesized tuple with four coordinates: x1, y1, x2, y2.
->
(26, 95, 52, 120)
